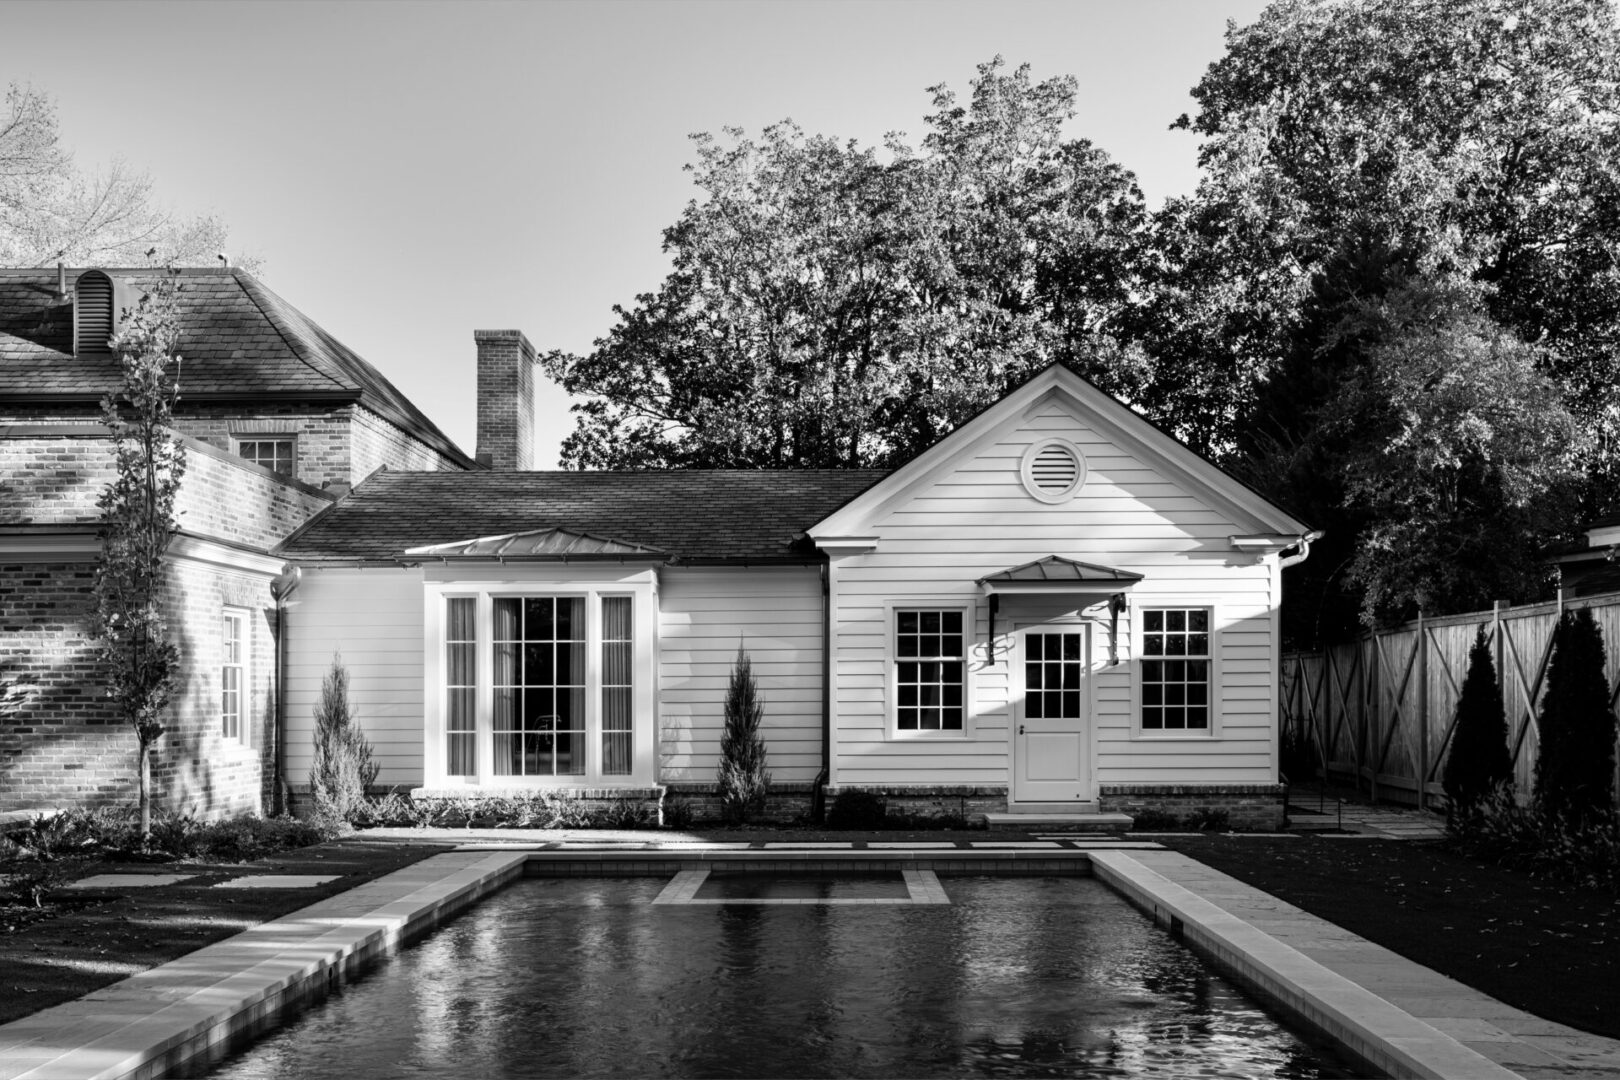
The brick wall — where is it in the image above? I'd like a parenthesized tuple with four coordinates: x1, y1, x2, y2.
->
(1098, 783, 1286, 831)
(0, 427, 333, 548)
(0, 557, 278, 816)
(349, 405, 465, 482)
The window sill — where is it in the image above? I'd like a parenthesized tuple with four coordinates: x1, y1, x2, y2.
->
(1130, 732, 1217, 741)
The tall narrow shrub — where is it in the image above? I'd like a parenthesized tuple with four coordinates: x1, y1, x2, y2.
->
(717, 647, 771, 824)
(1442, 628, 1514, 821)
(1535, 609, 1618, 824)
(92, 266, 187, 842)
(309, 654, 378, 824)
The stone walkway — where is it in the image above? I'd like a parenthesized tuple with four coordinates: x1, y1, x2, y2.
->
(1288, 793, 1449, 840)
(1096, 849, 1620, 1079)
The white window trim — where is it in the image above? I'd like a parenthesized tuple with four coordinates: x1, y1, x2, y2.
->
(884, 598, 977, 740)
(232, 434, 298, 478)
(1130, 600, 1221, 740)
(1018, 437, 1087, 504)
(423, 573, 658, 787)
(221, 607, 249, 746)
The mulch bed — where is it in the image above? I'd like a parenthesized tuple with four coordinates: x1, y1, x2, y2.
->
(1160, 833, 1620, 1040)
(0, 837, 448, 1026)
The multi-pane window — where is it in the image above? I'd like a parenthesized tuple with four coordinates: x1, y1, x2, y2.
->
(445, 598, 476, 776)
(601, 597, 633, 775)
(1026, 632, 1083, 718)
(1141, 608, 1211, 731)
(896, 609, 965, 731)
(238, 439, 295, 476)
(493, 597, 586, 775)
(221, 610, 246, 741)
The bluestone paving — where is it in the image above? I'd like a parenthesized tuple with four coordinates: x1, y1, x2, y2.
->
(1092, 849, 1620, 1079)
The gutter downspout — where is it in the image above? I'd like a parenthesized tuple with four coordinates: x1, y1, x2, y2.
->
(1279, 530, 1324, 570)
(269, 565, 302, 816)
(814, 560, 831, 824)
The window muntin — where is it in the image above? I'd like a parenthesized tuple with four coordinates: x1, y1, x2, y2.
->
(1026, 631, 1083, 719)
(237, 439, 295, 476)
(896, 609, 965, 731)
(1141, 608, 1210, 731)
(601, 597, 633, 775)
(445, 597, 476, 776)
(221, 610, 246, 742)
(493, 597, 586, 776)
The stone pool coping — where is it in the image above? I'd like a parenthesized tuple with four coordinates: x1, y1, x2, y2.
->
(2, 846, 1615, 1080)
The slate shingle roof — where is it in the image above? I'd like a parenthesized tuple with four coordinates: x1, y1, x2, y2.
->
(278, 469, 890, 563)
(0, 267, 471, 465)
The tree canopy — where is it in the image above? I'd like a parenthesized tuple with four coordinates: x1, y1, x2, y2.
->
(548, 3, 1620, 639)
(0, 83, 253, 270)
(542, 59, 1150, 469)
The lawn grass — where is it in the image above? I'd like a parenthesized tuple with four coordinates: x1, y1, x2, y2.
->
(1160, 833, 1620, 1040)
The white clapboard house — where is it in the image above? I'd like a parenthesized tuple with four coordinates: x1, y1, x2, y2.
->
(276, 347, 1315, 828)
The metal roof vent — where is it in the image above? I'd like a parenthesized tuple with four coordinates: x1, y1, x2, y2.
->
(74, 270, 114, 355)
(1019, 438, 1086, 503)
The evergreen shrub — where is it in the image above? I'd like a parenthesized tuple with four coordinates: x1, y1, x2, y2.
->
(1442, 627, 1514, 822)
(309, 654, 379, 826)
(716, 647, 771, 824)
(1535, 609, 1618, 825)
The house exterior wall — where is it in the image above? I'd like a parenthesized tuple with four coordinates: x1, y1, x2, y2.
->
(826, 397, 1279, 798)
(0, 551, 280, 815)
(657, 566, 823, 784)
(281, 567, 428, 791)
(280, 563, 829, 793)
(349, 405, 464, 482)
(0, 427, 328, 815)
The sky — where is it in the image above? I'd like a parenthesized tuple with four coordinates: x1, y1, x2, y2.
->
(6, 0, 1271, 467)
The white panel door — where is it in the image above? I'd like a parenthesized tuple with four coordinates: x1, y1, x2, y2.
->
(1014, 628, 1091, 803)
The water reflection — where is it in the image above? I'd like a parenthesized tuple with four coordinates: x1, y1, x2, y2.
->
(196, 877, 1357, 1079)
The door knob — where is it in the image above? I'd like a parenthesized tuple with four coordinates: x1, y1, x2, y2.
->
(1019, 725, 1025, 735)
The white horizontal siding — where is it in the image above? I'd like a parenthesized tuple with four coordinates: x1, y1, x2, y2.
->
(284, 566, 426, 788)
(658, 566, 824, 783)
(829, 398, 1280, 790)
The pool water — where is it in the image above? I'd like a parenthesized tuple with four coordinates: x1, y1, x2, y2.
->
(194, 876, 1361, 1079)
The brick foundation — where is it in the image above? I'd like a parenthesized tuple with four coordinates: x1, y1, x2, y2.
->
(1098, 783, 1286, 831)
(823, 784, 1008, 824)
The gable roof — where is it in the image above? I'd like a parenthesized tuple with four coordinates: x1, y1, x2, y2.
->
(277, 469, 888, 564)
(0, 267, 474, 467)
(809, 363, 1312, 541)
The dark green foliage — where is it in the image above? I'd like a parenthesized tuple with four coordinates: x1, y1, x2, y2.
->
(716, 648, 771, 824)
(826, 790, 886, 830)
(1278, 719, 1317, 784)
(351, 791, 656, 831)
(1535, 609, 1618, 824)
(661, 794, 696, 831)
(1448, 787, 1619, 891)
(309, 655, 379, 826)
(1442, 629, 1515, 819)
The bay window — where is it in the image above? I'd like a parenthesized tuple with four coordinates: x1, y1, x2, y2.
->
(426, 576, 654, 786)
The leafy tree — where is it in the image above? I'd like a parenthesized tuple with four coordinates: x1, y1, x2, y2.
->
(1326, 279, 1581, 624)
(309, 654, 379, 825)
(543, 58, 1150, 469)
(0, 82, 253, 270)
(92, 265, 187, 841)
(1535, 609, 1618, 824)
(1442, 628, 1514, 820)
(716, 647, 771, 824)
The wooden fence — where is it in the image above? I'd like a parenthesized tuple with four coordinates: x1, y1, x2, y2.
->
(1281, 592, 1620, 810)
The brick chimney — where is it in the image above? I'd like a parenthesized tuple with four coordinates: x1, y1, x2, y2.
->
(474, 329, 536, 470)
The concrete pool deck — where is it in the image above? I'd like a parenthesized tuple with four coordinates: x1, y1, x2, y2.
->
(0, 842, 1615, 1080)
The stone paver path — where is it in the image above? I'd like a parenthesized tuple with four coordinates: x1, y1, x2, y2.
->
(1099, 849, 1620, 1079)
(1289, 795, 1448, 840)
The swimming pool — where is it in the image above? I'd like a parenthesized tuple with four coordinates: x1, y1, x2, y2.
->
(191, 874, 1359, 1078)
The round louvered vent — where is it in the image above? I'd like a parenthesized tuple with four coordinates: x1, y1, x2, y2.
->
(1019, 439, 1086, 503)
